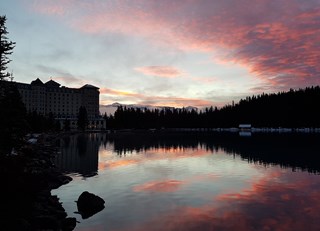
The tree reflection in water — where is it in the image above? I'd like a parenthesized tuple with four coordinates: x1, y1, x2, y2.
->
(55, 132, 320, 177)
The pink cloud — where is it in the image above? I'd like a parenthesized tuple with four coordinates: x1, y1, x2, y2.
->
(134, 66, 183, 78)
(30, 0, 320, 91)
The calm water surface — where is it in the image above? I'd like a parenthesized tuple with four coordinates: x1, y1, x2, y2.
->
(53, 132, 320, 231)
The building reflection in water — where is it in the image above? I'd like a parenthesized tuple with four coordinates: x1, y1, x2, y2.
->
(54, 133, 106, 177)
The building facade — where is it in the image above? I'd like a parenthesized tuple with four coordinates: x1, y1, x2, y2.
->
(11, 78, 105, 130)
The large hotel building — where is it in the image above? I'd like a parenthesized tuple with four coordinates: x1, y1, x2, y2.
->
(9, 78, 105, 129)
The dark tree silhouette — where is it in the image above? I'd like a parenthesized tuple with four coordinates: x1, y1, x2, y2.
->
(78, 106, 88, 131)
(25, 111, 60, 132)
(0, 84, 27, 153)
(105, 86, 320, 129)
(0, 17, 25, 154)
(0, 15, 15, 80)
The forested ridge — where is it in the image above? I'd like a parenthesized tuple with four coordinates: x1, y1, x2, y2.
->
(105, 86, 320, 129)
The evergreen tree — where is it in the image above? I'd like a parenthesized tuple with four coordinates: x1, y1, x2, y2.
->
(0, 84, 27, 153)
(0, 16, 15, 80)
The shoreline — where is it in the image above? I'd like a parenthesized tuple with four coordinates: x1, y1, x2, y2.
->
(0, 133, 76, 231)
(99, 127, 320, 134)
(2, 128, 319, 230)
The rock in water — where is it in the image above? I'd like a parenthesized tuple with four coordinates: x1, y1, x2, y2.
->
(76, 191, 105, 219)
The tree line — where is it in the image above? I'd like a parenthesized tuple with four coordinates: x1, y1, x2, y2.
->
(105, 86, 320, 129)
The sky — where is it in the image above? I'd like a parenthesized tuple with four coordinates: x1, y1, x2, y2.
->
(1, 0, 320, 108)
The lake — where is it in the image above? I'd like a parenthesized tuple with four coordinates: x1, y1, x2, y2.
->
(53, 132, 320, 231)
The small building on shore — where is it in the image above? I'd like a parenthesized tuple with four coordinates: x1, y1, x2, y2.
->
(239, 124, 252, 131)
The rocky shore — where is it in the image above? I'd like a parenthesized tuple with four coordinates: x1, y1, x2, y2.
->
(0, 134, 76, 231)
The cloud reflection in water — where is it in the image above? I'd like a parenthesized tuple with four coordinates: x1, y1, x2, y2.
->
(117, 171, 320, 231)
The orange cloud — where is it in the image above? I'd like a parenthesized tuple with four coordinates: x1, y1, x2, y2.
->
(143, 97, 212, 108)
(100, 87, 213, 107)
(100, 88, 144, 98)
(134, 66, 183, 78)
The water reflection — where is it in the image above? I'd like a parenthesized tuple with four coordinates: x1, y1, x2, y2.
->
(52, 132, 320, 231)
(55, 132, 320, 177)
(54, 134, 100, 177)
(117, 172, 320, 231)
(239, 131, 252, 137)
(107, 132, 320, 173)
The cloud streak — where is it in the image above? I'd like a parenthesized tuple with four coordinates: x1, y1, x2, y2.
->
(134, 66, 183, 78)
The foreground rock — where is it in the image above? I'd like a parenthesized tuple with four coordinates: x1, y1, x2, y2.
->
(0, 134, 75, 230)
(77, 191, 105, 219)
